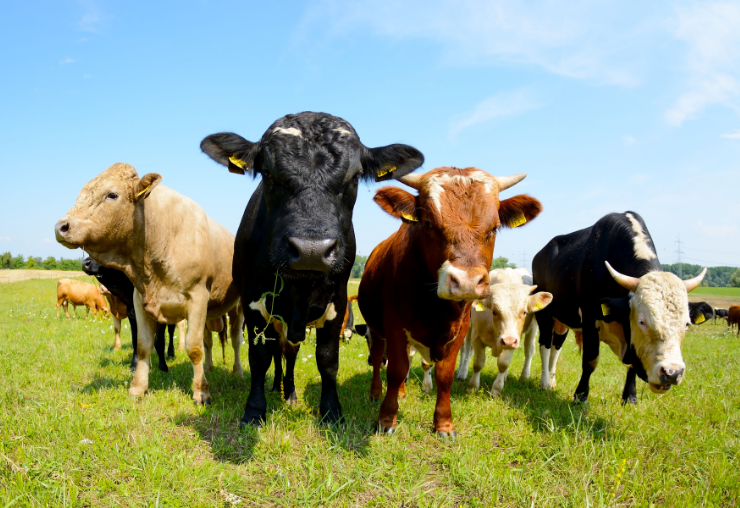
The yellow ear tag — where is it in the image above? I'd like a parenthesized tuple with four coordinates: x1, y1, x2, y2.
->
(509, 213, 527, 228)
(401, 212, 418, 222)
(136, 184, 151, 198)
(534, 302, 543, 311)
(695, 314, 705, 324)
(601, 303, 610, 316)
(474, 302, 485, 312)
(377, 164, 397, 178)
(229, 155, 248, 169)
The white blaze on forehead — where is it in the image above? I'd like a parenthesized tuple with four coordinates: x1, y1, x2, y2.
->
(273, 127, 303, 138)
(625, 213, 657, 260)
(426, 170, 496, 213)
(306, 303, 337, 329)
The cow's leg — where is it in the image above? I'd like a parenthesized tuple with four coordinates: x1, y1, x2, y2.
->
(315, 316, 344, 425)
(455, 326, 473, 381)
(420, 361, 433, 393)
(621, 366, 637, 405)
(282, 347, 299, 406)
(432, 332, 466, 440)
(177, 320, 186, 350)
(521, 317, 537, 380)
(240, 310, 279, 427)
(549, 329, 569, 389)
(574, 323, 599, 404)
(203, 327, 214, 373)
(112, 315, 122, 350)
(228, 307, 244, 376)
(269, 343, 283, 393)
(64, 301, 71, 319)
(491, 349, 514, 396)
(154, 324, 168, 372)
(129, 290, 158, 397)
(377, 334, 409, 435)
(167, 324, 176, 359)
(466, 338, 487, 393)
(128, 307, 139, 372)
(538, 314, 555, 390)
(369, 329, 385, 402)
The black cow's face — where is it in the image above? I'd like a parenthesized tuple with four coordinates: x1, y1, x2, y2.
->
(82, 256, 128, 289)
(201, 112, 424, 278)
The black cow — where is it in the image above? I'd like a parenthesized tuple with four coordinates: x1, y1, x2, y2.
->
(201, 111, 424, 427)
(533, 212, 705, 404)
(82, 257, 175, 372)
(689, 301, 713, 325)
(714, 308, 729, 324)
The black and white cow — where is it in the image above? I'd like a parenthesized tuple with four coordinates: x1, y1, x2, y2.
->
(532, 212, 706, 404)
(200, 112, 424, 426)
(714, 308, 729, 325)
(82, 257, 177, 372)
(688, 301, 713, 325)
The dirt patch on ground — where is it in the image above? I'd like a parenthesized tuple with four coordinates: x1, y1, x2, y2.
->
(689, 295, 740, 310)
(0, 269, 90, 284)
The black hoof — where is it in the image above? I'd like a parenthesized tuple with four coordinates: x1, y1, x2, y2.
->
(167, 352, 175, 359)
(572, 394, 588, 405)
(194, 398, 212, 406)
(436, 430, 457, 442)
(621, 396, 637, 406)
(320, 409, 344, 427)
(239, 413, 265, 428)
(129, 365, 137, 373)
(285, 391, 298, 406)
(158, 363, 169, 373)
(370, 395, 381, 403)
(376, 424, 396, 436)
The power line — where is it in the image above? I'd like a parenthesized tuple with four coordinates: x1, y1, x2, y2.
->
(675, 235, 684, 279)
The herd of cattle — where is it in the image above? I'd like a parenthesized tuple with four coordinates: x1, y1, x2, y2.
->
(50, 111, 739, 440)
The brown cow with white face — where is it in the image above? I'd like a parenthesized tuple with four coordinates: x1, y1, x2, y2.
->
(54, 163, 243, 404)
(358, 167, 542, 439)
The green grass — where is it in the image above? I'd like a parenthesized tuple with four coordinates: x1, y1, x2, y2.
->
(690, 287, 740, 297)
(1, 279, 739, 507)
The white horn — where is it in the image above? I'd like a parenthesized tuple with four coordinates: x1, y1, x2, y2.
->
(495, 173, 527, 192)
(398, 173, 422, 190)
(683, 267, 707, 293)
(605, 261, 639, 292)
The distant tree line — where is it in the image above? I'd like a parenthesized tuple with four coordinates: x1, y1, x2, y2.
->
(0, 252, 83, 271)
(662, 263, 740, 288)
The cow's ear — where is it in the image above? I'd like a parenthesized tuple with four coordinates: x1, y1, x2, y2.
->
(134, 173, 162, 201)
(201, 132, 259, 175)
(528, 291, 553, 312)
(362, 144, 424, 182)
(598, 297, 630, 323)
(498, 194, 543, 229)
(373, 186, 419, 223)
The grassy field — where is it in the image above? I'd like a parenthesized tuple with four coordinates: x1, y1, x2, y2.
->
(690, 287, 740, 298)
(1, 279, 739, 507)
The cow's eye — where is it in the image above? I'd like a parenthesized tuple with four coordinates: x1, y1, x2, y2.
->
(424, 220, 432, 228)
(106, 193, 118, 201)
(639, 319, 646, 327)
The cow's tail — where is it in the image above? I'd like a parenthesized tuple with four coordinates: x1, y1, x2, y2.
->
(575, 331, 583, 354)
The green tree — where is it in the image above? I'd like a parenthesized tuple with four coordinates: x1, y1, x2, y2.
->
(351, 255, 368, 278)
(43, 256, 57, 270)
(491, 257, 516, 270)
(0, 252, 11, 269)
(731, 269, 740, 288)
(12, 255, 25, 269)
(25, 257, 40, 269)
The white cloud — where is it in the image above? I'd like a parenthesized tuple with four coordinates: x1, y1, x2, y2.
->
(59, 57, 76, 65)
(666, 2, 740, 126)
(623, 135, 636, 146)
(43, 238, 52, 243)
(450, 89, 540, 136)
(721, 130, 740, 139)
(0, 237, 11, 242)
(300, 0, 643, 86)
(76, 0, 104, 34)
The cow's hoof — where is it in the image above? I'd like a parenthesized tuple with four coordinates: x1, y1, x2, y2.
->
(128, 386, 147, 398)
(320, 409, 344, 427)
(233, 367, 244, 378)
(285, 391, 298, 406)
(465, 385, 476, 394)
(267, 383, 279, 393)
(550, 375, 557, 388)
(455, 374, 467, 382)
(539, 381, 552, 391)
(621, 396, 637, 406)
(370, 393, 382, 403)
(489, 388, 503, 397)
(167, 352, 175, 359)
(129, 365, 137, 373)
(239, 416, 264, 429)
(204, 364, 214, 373)
(194, 398, 212, 406)
(436, 430, 457, 442)
(572, 394, 588, 405)
(376, 424, 396, 436)
(421, 384, 432, 393)
(158, 363, 169, 373)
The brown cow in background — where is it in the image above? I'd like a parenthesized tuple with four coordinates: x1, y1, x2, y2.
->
(359, 167, 542, 440)
(729, 305, 740, 335)
(56, 278, 109, 319)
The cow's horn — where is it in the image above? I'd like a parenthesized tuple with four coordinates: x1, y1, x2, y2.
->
(495, 173, 527, 191)
(398, 173, 422, 190)
(605, 261, 639, 292)
(683, 268, 707, 292)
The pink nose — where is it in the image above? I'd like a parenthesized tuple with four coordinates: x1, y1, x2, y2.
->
(446, 268, 489, 300)
(500, 336, 519, 349)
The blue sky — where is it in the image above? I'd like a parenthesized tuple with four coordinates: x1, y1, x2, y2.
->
(1, 0, 739, 269)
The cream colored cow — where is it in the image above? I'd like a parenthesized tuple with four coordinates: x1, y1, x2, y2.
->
(456, 268, 552, 396)
(55, 163, 243, 404)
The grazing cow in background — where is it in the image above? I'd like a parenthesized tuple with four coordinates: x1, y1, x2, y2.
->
(729, 305, 740, 334)
(456, 268, 553, 396)
(99, 285, 127, 350)
(688, 301, 713, 325)
(714, 308, 729, 325)
(359, 167, 542, 439)
(56, 164, 244, 404)
(83, 257, 186, 372)
(200, 111, 424, 426)
(56, 278, 109, 319)
(533, 212, 706, 405)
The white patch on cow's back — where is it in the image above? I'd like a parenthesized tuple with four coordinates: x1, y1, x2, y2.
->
(625, 213, 657, 260)
(404, 329, 433, 364)
(273, 127, 303, 138)
(306, 303, 337, 329)
(333, 128, 353, 136)
(425, 170, 496, 213)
